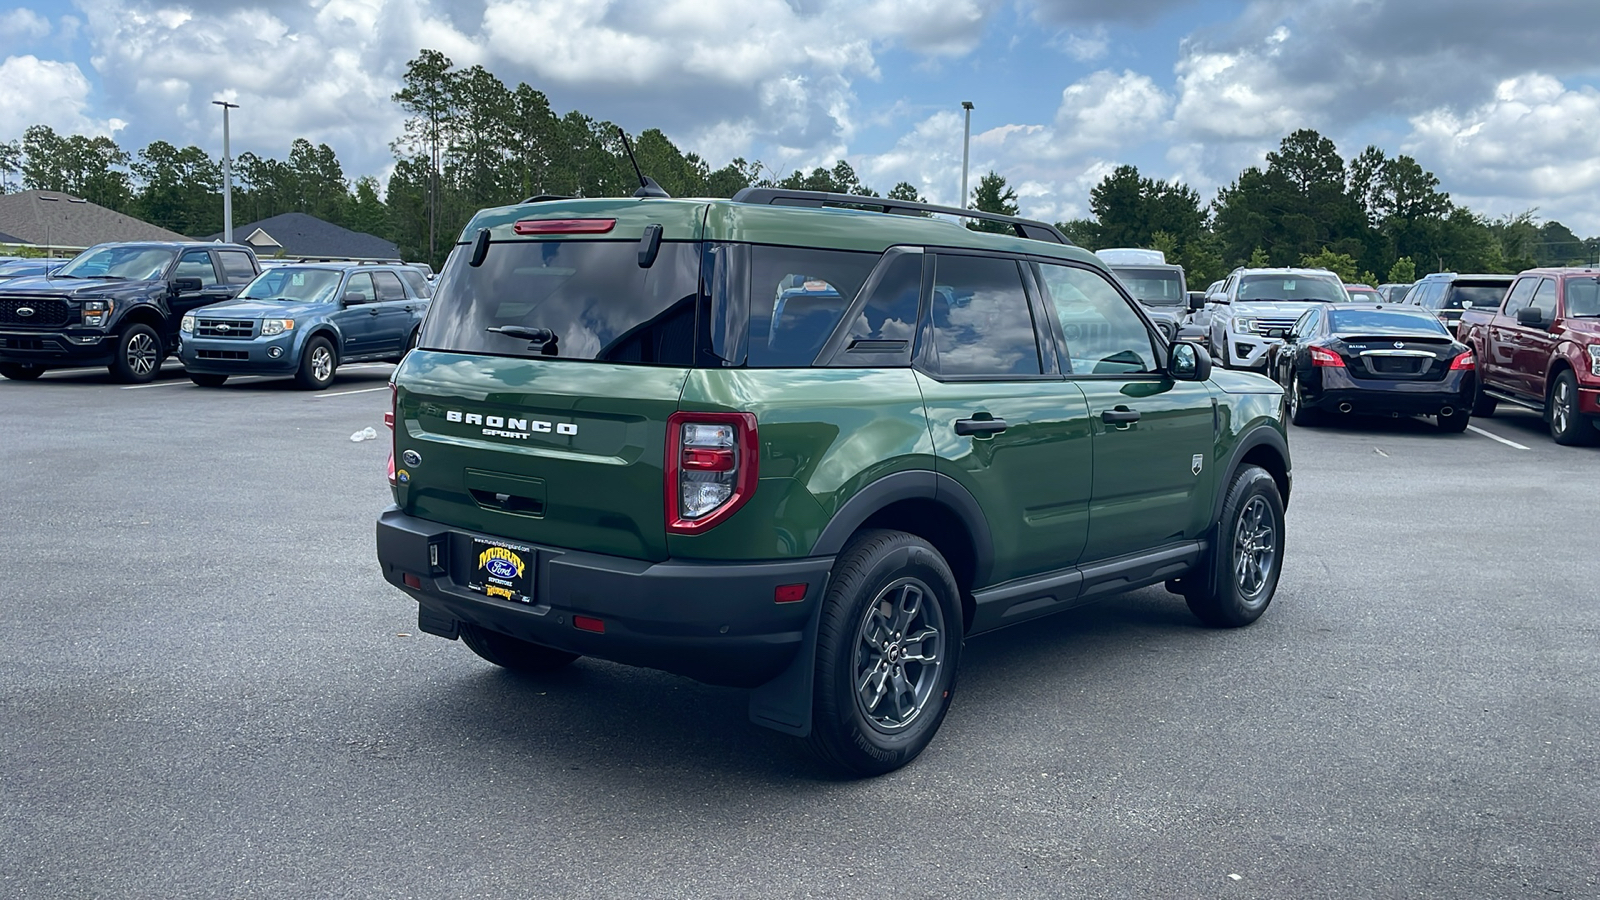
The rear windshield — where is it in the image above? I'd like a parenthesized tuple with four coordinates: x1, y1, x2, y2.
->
(1111, 267, 1185, 306)
(1329, 308, 1449, 335)
(420, 240, 702, 365)
(1238, 275, 1346, 303)
(1444, 283, 1511, 310)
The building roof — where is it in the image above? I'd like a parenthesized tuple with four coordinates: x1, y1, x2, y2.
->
(0, 230, 25, 244)
(206, 212, 400, 261)
(0, 190, 189, 250)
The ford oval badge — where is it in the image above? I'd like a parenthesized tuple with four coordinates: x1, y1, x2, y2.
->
(402, 449, 422, 467)
(17, 307, 35, 317)
(485, 558, 520, 580)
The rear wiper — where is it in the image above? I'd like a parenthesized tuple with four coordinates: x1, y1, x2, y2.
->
(486, 325, 559, 354)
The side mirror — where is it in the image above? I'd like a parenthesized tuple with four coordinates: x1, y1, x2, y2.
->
(343, 292, 367, 306)
(1169, 340, 1213, 382)
(1187, 291, 1207, 312)
(171, 276, 203, 294)
(1516, 306, 1547, 328)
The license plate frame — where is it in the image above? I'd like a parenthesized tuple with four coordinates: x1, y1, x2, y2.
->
(468, 538, 535, 604)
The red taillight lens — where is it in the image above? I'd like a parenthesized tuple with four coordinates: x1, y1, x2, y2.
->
(513, 218, 616, 235)
(1310, 346, 1345, 368)
(386, 451, 396, 485)
(666, 411, 759, 534)
(1450, 350, 1475, 370)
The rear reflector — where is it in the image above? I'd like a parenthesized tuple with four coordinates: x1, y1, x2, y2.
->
(514, 218, 616, 235)
(402, 573, 422, 589)
(573, 615, 605, 634)
(774, 583, 808, 603)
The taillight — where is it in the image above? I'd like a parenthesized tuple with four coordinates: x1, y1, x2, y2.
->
(513, 218, 616, 235)
(666, 411, 758, 534)
(386, 381, 397, 485)
(1449, 350, 1475, 370)
(1309, 346, 1345, 368)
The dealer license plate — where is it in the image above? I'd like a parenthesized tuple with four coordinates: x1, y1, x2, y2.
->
(468, 538, 534, 604)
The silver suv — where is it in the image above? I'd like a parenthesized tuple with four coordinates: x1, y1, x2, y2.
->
(1193, 267, 1347, 370)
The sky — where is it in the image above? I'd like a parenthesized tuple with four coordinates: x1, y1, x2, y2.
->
(5, 0, 1600, 235)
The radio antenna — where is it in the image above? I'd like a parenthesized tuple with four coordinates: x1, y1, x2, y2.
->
(617, 128, 669, 198)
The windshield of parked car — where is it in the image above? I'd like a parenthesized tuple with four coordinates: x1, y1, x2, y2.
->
(1566, 277, 1600, 316)
(1110, 267, 1185, 306)
(1329, 308, 1449, 335)
(1445, 283, 1512, 310)
(54, 246, 174, 280)
(1237, 274, 1347, 303)
(238, 268, 344, 303)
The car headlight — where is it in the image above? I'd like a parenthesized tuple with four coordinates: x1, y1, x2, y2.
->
(1587, 344, 1600, 376)
(260, 318, 294, 336)
(1232, 316, 1258, 334)
(180, 314, 194, 333)
(83, 300, 114, 327)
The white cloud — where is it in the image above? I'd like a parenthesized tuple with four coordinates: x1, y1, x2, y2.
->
(1050, 27, 1110, 62)
(0, 55, 121, 139)
(1171, 28, 1339, 142)
(0, 7, 52, 41)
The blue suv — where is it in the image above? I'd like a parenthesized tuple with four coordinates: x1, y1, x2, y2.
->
(178, 263, 431, 389)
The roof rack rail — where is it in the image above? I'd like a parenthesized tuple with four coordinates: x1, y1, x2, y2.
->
(730, 187, 1071, 245)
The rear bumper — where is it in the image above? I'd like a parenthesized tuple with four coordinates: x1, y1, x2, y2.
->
(0, 330, 114, 366)
(1309, 369, 1473, 415)
(375, 506, 833, 687)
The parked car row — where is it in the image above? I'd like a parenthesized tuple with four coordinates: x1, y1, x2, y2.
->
(0, 241, 431, 389)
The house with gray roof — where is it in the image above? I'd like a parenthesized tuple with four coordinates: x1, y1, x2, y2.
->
(206, 212, 400, 261)
(0, 190, 188, 252)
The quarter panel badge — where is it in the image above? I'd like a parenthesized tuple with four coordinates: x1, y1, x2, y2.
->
(1192, 454, 1204, 476)
(402, 449, 422, 467)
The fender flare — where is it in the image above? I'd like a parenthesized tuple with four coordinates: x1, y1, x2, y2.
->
(808, 469, 995, 587)
(1210, 424, 1291, 523)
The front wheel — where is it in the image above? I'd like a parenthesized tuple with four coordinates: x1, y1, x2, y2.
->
(809, 530, 962, 777)
(1548, 370, 1597, 446)
(460, 624, 580, 674)
(1184, 465, 1285, 628)
(0, 363, 46, 381)
(295, 337, 337, 390)
(110, 325, 162, 383)
(188, 373, 228, 387)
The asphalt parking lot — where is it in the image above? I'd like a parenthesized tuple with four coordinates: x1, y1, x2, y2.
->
(2, 366, 1597, 899)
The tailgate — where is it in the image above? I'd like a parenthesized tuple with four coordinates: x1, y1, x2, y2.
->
(395, 352, 688, 561)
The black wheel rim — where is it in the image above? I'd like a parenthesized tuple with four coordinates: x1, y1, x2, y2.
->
(852, 577, 946, 733)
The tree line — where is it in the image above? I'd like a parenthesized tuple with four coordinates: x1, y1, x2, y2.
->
(3, 51, 1595, 278)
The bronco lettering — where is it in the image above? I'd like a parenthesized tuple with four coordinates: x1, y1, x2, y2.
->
(446, 409, 577, 437)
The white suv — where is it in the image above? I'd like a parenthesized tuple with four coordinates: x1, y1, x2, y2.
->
(1193, 267, 1347, 370)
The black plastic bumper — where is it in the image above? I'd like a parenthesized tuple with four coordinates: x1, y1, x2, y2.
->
(375, 506, 834, 688)
(0, 331, 114, 366)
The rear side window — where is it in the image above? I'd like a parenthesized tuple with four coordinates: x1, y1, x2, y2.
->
(217, 251, 257, 284)
(373, 270, 406, 302)
(397, 268, 431, 297)
(926, 255, 1041, 377)
(747, 247, 877, 367)
(420, 240, 701, 365)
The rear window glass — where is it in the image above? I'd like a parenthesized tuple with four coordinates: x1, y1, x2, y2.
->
(747, 246, 877, 367)
(1444, 283, 1511, 310)
(1110, 267, 1185, 306)
(420, 240, 701, 365)
(1328, 309, 1449, 335)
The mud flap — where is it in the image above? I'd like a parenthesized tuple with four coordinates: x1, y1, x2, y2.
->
(747, 584, 827, 737)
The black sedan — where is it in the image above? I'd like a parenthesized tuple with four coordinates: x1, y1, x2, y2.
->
(1267, 304, 1476, 432)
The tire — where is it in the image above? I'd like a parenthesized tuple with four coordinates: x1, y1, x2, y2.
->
(1184, 465, 1285, 628)
(1436, 409, 1470, 433)
(1547, 370, 1597, 446)
(109, 324, 162, 383)
(1470, 378, 1497, 416)
(295, 337, 337, 390)
(1287, 372, 1320, 427)
(188, 373, 228, 387)
(459, 623, 580, 674)
(0, 363, 45, 381)
(808, 529, 963, 777)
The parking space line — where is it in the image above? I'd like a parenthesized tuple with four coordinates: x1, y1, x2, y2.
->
(121, 375, 275, 390)
(313, 386, 389, 398)
(1467, 424, 1531, 450)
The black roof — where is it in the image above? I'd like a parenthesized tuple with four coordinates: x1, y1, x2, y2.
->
(207, 212, 400, 261)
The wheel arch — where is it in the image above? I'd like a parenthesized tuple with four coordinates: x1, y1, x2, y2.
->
(1214, 426, 1291, 521)
(301, 323, 343, 357)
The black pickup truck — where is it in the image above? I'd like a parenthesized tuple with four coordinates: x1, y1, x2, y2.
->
(0, 242, 261, 383)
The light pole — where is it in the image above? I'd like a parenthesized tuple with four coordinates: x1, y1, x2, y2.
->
(213, 100, 239, 243)
(960, 101, 974, 208)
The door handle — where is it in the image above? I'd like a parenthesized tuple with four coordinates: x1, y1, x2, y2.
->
(954, 417, 1007, 437)
(1102, 408, 1141, 425)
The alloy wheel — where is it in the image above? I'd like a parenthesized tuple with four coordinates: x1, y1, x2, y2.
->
(311, 346, 333, 383)
(852, 577, 946, 733)
(1233, 496, 1277, 603)
(1552, 381, 1571, 436)
(126, 333, 158, 377)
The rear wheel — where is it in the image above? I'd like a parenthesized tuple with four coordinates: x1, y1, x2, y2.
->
(1548, 370, 1597, 446)
(110, 324, 161, 383)
(0, 363, 45, 381)
(1436, 408, 1470, 433)
(809, 529, 962, 777)
(1470, 378, 1497, 416)
(188, 373, 228, 387)
(295, 337, 336, 390)
(1287, 373, 1320, 427)
(459, 623, 580, 674)
(1184, 465, 1284, 628)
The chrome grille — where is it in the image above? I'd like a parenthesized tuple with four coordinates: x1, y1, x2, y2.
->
(0, 297, 72, 328)
(1251, 316, 1300, 335)
(196, 319, 256, 339)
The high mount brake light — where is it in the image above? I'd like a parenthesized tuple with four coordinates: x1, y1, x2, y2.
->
(1449, 350, 1476, 371)
(665, 412, 758, 534)
(1309, 346, 1345, 368)
(513, 218, 617, 235)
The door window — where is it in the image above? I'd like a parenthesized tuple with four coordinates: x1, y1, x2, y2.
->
(216, 251, 257, 284)
(373, 270, 407, 302)
(926, 255, 1042, 377)
(1529, 279, 1558, 319)
(1036, 263, 1157, 375)
(345, 273, 377, 304)
(174, 250, 217, 284)
(1501, 278, 1537, 316)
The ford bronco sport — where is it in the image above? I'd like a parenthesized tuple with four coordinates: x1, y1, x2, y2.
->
(375, 188, 1292, 775)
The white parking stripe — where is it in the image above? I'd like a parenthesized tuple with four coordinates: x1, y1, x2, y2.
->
(121, 375, 275, 390)
(313, 386, 388, 398)
(1467, 424, 1531, 450)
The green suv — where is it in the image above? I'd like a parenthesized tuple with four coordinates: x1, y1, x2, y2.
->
(375, 188, 1291, 775)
